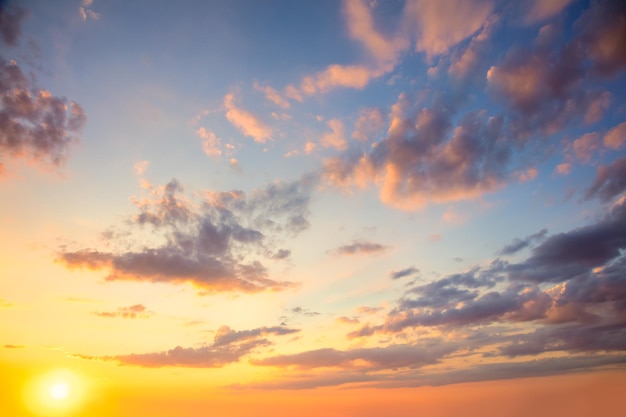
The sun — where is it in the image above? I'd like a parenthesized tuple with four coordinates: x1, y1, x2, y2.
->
(23, 369, 88, 416)
(50, 382, 70, 400)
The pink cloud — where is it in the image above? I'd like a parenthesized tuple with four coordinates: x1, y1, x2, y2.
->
(196, 127, 222, 157)
(223, 93, 272, 143)
(134, 160, 149, 175)
(321, 119, 347, 151)
(352, 108, 384, 142)
(523, 0, 573, 25)
(555, 163, 572, 176)
(405, 0, 494, 58)
(603, 122, 626, 150)
(571, 132, 601, 162)
(254, 82, 290, 109)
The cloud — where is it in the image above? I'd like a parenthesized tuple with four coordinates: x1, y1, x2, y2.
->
(448, 14, 500, 80)
(585, 158, 626, 202)
(94, 304, 151, 319)
(348, 199, 626, 354)
(570, 132, 601, 162)
(254, 82, 290, 109)
(87, 325, 298, 368)
(134, 160, 149, 175)
(577, 0, 626, 77)
(523, 0, 573, 25)
(603, 121, 626, 150)
(352, 108, 384, 142)
(555, 162, 572, 175)
(196, 127, 222, 157)
(224, 93, 272, 143)
(251, 342, 453, 371)
(285, 0, 407, 97)
(389, 266, 419, 280)
(0, 58, 87, 177)
(343, 0, 407, 65)
(324, 96, 512, 210)
(58, 176, 316, 294)
(320, 119, 347, 151)
(498, 228, 548, 256)
(331, 240, 388, 256)
(4, 344, 25, 349)
(79, 0, 100, 21)
(0, 5, 27, 46)
(404, 0, 495, 58)
(0, 298, 13, 308)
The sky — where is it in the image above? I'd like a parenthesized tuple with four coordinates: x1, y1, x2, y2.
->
(1, 0, 626, 416)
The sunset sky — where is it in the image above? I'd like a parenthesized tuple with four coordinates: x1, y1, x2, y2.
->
(2, 0, 626, 416)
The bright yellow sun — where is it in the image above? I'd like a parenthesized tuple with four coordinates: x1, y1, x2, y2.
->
(49, 382, 70, 400)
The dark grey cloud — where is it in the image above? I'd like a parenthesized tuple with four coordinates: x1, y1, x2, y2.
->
(94, 304, 151, 319)
(331, 240, 388, 256)
(389, 266, 419, 280)
(498, 228, 548, 256)
(80, 325, 299, 368)
(58, 176, 315, 293)
(585, 157, 626, 202)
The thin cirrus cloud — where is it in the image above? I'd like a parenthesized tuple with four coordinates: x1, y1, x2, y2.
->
(58, 175, 316, 294)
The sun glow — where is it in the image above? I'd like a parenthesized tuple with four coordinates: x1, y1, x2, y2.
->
(23, 369, 87, 416)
